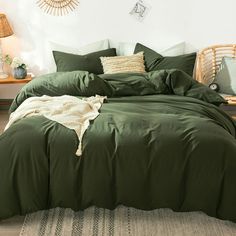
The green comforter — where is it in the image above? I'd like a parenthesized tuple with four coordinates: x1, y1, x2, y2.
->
(1, 69, 236, 222)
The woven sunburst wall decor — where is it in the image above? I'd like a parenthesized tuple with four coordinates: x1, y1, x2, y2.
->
(37, 0, 79, 16)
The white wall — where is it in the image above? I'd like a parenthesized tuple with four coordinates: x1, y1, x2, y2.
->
(0, 0, 236, 98)
(184, 0, 236, 52)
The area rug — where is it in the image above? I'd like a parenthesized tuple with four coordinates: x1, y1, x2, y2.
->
(20, 206, 236, 236)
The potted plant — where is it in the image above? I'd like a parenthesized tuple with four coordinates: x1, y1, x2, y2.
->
(11, 57, 27, 79)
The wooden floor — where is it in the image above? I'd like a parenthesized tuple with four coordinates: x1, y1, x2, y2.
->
(0, 110, 24, 236)
(0, 216, 24, 236)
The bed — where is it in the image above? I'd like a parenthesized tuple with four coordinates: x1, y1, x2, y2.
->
(0, 69, 236, 222)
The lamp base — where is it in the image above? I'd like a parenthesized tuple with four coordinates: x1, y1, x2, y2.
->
(0, 72, 8, 79)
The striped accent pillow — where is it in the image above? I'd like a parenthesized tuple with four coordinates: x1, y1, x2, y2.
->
(100, 52, 146, 74)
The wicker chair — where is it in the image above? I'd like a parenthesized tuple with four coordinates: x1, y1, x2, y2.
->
(195, 44, 236, 106)
(195, 44, 236, 85)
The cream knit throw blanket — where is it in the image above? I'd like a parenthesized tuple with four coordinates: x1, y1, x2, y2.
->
(5, 95, 106, 156)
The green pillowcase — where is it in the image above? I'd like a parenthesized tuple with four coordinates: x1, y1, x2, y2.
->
(53, 48, 117, 74)
(134, 43, 196, 76)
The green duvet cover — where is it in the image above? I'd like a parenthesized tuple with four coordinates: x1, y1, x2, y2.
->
(1, 69, 236, 222)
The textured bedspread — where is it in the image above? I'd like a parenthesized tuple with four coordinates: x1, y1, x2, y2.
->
(0, 70, 236, 222)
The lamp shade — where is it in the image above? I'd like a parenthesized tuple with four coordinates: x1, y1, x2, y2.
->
(0, 14, 13, 38)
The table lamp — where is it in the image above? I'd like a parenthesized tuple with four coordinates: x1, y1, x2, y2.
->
(0, 13, 13, 79)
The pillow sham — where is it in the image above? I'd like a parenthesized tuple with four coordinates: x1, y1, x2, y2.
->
(53, 48, 117, 74)
(100, 52, 146, 74)
(134, 43, 196, 76)
(161, 42, 185, 56)
(50, 39, 110, 55)
(214, 57, 236, 95)
(48, 39, 110, 73)
(109, 40, 185, 56)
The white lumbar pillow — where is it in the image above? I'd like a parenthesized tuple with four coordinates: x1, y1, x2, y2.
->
(47, 39, 110, 73)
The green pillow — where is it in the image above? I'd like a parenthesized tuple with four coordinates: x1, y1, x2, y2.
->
(134, 43, 196, 76)
(214, 57, 236, 95)
(53, 48, 117, 74)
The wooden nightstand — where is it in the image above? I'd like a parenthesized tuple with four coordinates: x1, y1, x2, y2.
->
(0, 74, 32, 109)
(0, 74, 32, 84)
(223, 97, 236, 120)
(221, 103, 236, 120)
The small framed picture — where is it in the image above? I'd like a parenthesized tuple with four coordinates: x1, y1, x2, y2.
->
(129, 0, 151, 22)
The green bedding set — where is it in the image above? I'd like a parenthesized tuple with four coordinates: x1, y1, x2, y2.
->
(1, 69, 236, 223)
